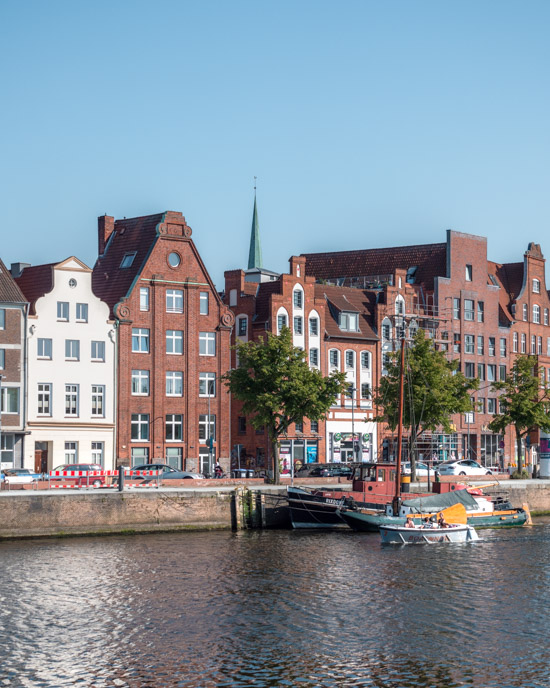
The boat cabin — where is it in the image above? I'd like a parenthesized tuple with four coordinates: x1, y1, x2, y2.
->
(349, 462, 398, 500)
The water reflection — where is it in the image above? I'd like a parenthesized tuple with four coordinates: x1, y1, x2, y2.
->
(1, 525, 550, 686)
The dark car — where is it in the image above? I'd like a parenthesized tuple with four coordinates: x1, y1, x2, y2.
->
(131, 463, 204, 480)
(301, 463, 353, 478)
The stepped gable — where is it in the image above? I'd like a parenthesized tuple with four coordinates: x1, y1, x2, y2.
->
(253, 280, 282, 325)
(14, 263, 55, 315)
(92, 213, 165, 317)
(0, 258, 26, 304)
(315, 283, 378, 341)
(302, 242, 447, 291)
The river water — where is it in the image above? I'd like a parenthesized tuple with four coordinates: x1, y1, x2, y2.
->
(1, 522, 549, 688)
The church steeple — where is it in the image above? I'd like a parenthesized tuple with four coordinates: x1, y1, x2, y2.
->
(247, 182, 263, 270)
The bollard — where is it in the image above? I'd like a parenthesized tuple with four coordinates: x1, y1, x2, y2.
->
(118, 466, 125, 492)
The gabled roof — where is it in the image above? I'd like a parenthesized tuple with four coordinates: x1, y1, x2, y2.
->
(0, 258, 26, 304)
(315, 284, 378, 341)
(487, 261, 516, 324)
(303, 242, 447, 291)
(15, 263, 56, 314)
(92, 213, 166, 316)
(253, 281, 282, 324)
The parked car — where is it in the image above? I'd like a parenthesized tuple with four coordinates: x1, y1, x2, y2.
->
(435, 459, 493, 477)
(401, 461, 430, 477)
(1, 468, 41, 484)
(132, 463, 204, 480)
(301, 463, 353, 478)
(50, 463, 107, 487)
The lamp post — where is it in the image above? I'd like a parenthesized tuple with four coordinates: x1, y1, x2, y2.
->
(207, 374, 215, 476)
(348, 384, 356, 462)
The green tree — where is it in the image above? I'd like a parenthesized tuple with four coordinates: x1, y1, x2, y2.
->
(373, 329, 477, 480)
(489, 355, 550, 476)
(221, 328, 348, 484)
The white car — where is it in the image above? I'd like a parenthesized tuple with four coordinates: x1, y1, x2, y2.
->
(436, 459, 493, 477)
(1, 468, 40, 484)
(401, 461, 431, 477)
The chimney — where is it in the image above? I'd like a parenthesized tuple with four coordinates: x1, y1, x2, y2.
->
(98, 215, 115, 256)
(10, 262, 31, 278)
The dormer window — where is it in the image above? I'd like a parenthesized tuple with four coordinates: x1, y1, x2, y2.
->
(120, 252, 137, 269)
(339, 312, 358, 331)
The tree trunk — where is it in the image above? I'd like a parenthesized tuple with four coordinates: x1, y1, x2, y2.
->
(271, 435, 280, 485)
(516, 428, 523, 475)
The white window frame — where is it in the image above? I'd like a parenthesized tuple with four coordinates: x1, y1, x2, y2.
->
(166, 371, 183, 397)
(165, 414, 183, 442)
(65, 384, 79, 416)
(309, 317, 319, 336)
(340, 312, 359, 332)
(65, 339, 80, 361)
(294, 316, 303, 335)
(131, 414, 150, 441)
(533, 279, 541, 293)
(37, 338, 52, 359)
(91, 385, 105, 417)
(166, 289, 184, 314)
(132, 369, 149, 396)
(345, 350, 355, 369)
(57, 301, 69, 321)
(91, 340, 105, 362)
(37, 383, 52, 416)
(238, 317, 248, 336)
(0, 349, 4, 369)
(293, 289, 303, 309)
(76, 303, 88, 322)
(166, 330, 183, 355)
(277, 314, 288, 333)
(309, 348, 319, 367)
(140, 287, 150, 311)
(533, 305, 541, 324)
(199, 372, 216, 397)
(360, 351, 370, 369)
(91, 442, 104, 466)
(64, 442, 78, 464)
(200, 291, 209, 315)
(132, 328, 150, 353)
(0, 309, 4, 329)
(199, 332, 216, 356)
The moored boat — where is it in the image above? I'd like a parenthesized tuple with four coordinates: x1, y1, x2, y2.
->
(380, 523, 479, 544)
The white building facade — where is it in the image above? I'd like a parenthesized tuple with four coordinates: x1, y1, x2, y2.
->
(18, 258, 116, 471)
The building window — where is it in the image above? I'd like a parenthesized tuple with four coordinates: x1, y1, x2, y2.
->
(464, 362, 475, 379)
(464, 300, 474, 321)
(0, 349, 4, 369)
(382, 322, 391, 340)
(523, 304, 528, 321)
(477, 364, 485, 381)
(329, 349, 339, 369)
(65, 384, 79, 416)
(521, 333, 526, 353)
(91, 385, 105, 417)
(199, 414, 216, 442)
(538, 336, 543, 355)
(295, 420, 304, 433)
(310, 420, 319, 433)
(199, 372, 216, 396)
(0, 388, 19, 414)
(132, 370, 149, 395)
(91, 341, 105, 361)
(499, 365, 507, 381)
(120, 252, 137, 268)
(465, 335, 474, 354)
(340, 312, 359, 331)
(76, 303, 88, 322)
(57, 301, 69, 321)
(533, 305, 541, 324)
(477, 336, 484, 355)
(465, 264, 472, 281)
(309, 348, 319, 367)
(132, 328, 149, 353)
(294, 316, 303, 335)
(131, 447, 149, 465)
(487, 365, 497, 382)
(277, 314, 288, 333)
(309, 317, 319, 336)
(500, 338, 507, 357)
(166, 447, 182, 469)
(91, 442, 104, 466)
(131, 414, 149, 441)
(238, 318, 248, 336)
(64, 442, 78, 464)
(165, 414, 183, 441)
(548, 337, 550, 356)
(0, 309, 4, 329)
(168, 252, 181, 268)
(200, 292, 209, 315)
(166, 330, 183, 355)
(140, 287, 149, 311)
(487, 398, 497, 414)
(65, 340, 80, 361)
(488, 337, 495, 356)
(238, 416, 247, 434)
(395, 296, 405, 315)
(478, 398, 486, 414)
(533, 279, 541, 293)
(361, 383, 371, 399)
(37, 383, 51, 416)
(199, 332, 216, 356)
(531, 335, 536, 354)
(361, 351, 370, 369)
(345, 350, 355, 369)
(513, 332, 518, 352)
(453, 298, 460, 320)
(37, 338, 52, 359)
(453, 333, 461, 354)
(166, 289, 184, 313)
(477, 302, 484, 323)
(293, 290, 303, 308)
(545, 309, 549, 326)
(166, 371, 183, 396)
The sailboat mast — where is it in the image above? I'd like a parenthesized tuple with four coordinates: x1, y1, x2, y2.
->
(393, 335, 406, 515)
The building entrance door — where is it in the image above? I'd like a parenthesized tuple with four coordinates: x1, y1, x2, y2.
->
(34, 445, 48, 473)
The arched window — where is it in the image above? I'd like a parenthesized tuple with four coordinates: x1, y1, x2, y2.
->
(293, 287, 303, 309)
(381, 318, 392, 341)
(237, 316, 248, 337)
(329, 349, 340, 370)
(276, 307, 289, 334)
(395, 295, 405, 316)
(345, 350, 355, 369)
(360, 351, 370, 369)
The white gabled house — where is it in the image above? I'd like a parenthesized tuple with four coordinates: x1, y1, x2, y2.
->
(14, 257, 116, 471)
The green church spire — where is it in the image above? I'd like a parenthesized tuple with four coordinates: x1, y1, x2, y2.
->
(247, 185, 263, 270)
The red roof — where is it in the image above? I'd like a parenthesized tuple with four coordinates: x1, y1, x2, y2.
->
(0, 259, 27, 304)
(15, 263, 55, 315)
(302, 242, 447, 291)
(315, 284, 378, 341)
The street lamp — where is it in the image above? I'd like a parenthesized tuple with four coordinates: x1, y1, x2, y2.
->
(347, 384, 356, 462)
(207, 374, 216, 476)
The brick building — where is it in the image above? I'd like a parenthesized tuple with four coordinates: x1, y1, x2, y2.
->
(224, 204, 379, 472)
(303, 229, 521, 468)
(0, 259, 28, 470)
(92, 211, 234, 473)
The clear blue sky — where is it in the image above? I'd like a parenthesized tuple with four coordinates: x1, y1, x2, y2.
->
(1, 1, 549, 290)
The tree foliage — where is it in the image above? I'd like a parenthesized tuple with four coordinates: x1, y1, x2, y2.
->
(489, 355, 550, 475)
(373, 329, 477, 479)
(221, 327, 348, 483)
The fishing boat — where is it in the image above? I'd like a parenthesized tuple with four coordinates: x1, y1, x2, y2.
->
(380, 523, 479, 545)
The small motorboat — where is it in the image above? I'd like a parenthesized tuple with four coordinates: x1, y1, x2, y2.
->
(380, 522, 479, 544)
